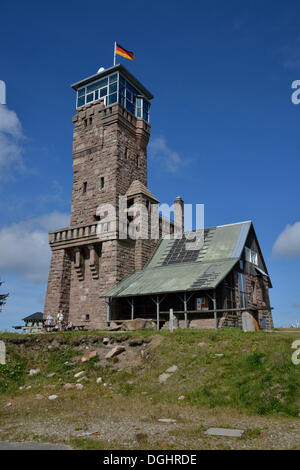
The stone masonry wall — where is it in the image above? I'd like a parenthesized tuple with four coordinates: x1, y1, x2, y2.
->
(44, 249, 71, 320)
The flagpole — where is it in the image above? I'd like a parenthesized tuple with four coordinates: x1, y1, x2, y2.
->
(113, 41, 116, 66)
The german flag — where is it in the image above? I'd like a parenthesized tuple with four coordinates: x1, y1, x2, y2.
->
(115, 43, 135, 61)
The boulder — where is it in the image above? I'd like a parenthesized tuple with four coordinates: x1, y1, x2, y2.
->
(74, 371, 86, 378)
(159, 373, 171, 383)
(29, 368, 40, 376)
(166, 365, 178, 373)
(48, 395, 58, 400)
(76, 383, 84, 390)
(35, 394, 44, 400)
(96, 377, 102, 384)
(81, 350, 98, 362)
(121, 318, 155, 331)
(63, 383, 75, 390)
(105, 346, 125, 359)
(102, 337, 110, 345)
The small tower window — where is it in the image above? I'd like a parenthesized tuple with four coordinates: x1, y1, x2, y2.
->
(125, 147, 128, 160)
(89, 117, 93, 125)
(136, 155, 139, 167)
(83, 182, 87, 193)
(85, 314, 90, 321)
(100, 177, 105, 189)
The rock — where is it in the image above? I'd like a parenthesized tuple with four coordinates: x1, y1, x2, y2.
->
(74, 371, 86, 378)
(106, 323, 122, 331)
(159, 373, 171, 383)
(105, 346, 125, 359)
(19, 385, 25, 390)
(178, 395, 185, 400)
(77, 376, 87, 383)
(46, 373, 56, 378)
(81, 350, 98, 363)
(198, 342, 207, 347)
(214, 354, 224, 358)
(96, 377, 102, 384)
(121, 318, 155, 331)
(102, 337, 110, 345)
(205, 427, 244, 438)
(63, 383, 75, 390)
(4, 402, 12, 408)
(158, 418, 176, 423)
(35, 394, 44, 400)
(129, 338, 143, 347)
(166, 365, 178, 373)
(25, 385, 32, 390)
(29, 368, 40, 376)
(76, 383, 84, 390)
(48, 395, 58, 400)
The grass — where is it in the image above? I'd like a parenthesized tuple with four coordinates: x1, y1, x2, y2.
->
(0, 328, 299, 416)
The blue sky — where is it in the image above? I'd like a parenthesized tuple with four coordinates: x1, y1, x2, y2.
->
(0, 0, 300, 329)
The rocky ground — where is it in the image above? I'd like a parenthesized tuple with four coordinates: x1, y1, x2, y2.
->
(0, 329, 299, 450)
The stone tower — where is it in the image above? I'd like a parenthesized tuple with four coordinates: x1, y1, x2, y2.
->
(44, 64, 155, 329)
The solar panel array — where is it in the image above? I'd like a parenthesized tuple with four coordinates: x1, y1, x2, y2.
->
(162, 230, 210, 266)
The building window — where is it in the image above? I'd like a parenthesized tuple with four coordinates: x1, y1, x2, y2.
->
(245, 247, 258, 265)
(83, 182, 87, 194)
(85, 314, 90, 321)
(136, 155, 139, 167)
(125, 147, 128, 160)
(100, 177, 105, 189)
(76, 71, 150, 122)
(251, 281, 256, 303)
(238, 273, 247, 308)
(89, 117, 93, 125)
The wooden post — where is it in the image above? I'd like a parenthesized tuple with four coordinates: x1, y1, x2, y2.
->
(169, 308, 174, 333)
(213, 290, 217, 329)
(183, 292, 188, 328)
(156, 295, 160, 331)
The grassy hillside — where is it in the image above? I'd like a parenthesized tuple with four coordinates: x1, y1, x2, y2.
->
(0, 329, 299, 449)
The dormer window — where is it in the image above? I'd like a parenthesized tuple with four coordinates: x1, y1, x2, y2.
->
(245, 247, 258, 266)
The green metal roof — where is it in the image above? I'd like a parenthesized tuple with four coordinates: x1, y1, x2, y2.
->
(104, 221, 252, 298)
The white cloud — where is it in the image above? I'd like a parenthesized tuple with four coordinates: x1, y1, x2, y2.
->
(0, 105, 25, 176)
(273, 222, 300, 259)
(149, 137, 186, 173)
(0, 212, 69, 283)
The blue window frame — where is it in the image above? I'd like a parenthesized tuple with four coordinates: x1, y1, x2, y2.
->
(76, 71, 150, 122)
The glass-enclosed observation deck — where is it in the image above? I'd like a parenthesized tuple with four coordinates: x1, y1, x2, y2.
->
(71, 64, 153, 122)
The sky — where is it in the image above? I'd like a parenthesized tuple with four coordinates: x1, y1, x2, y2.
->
(0, 0, 300, 330)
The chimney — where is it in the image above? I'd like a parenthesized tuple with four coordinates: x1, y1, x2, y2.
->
(174, 196, 184, 236)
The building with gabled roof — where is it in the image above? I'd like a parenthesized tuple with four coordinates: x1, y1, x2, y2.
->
(103, 221, 273, 330)
(43, 64, 273, 331)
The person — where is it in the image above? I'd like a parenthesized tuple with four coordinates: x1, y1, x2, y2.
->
(57, 310, 64, 332)
(46, 313, 54, 331)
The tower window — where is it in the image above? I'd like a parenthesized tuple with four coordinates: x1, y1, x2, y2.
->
(100, 177, 105, 189)
(89, 117, 93, 125)
(83, 182, 87, 193)
(125, 147, 128, 160)
(85, 314, 90, 321)
(136, 155, 139, 167)
(84, 119, 87, 128)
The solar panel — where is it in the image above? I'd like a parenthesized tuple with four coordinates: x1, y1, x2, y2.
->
(162, 230, 209, 265)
